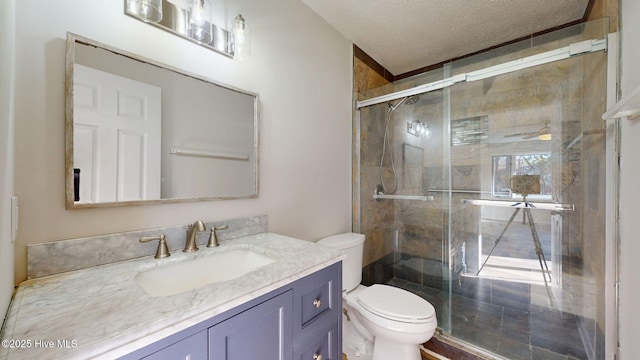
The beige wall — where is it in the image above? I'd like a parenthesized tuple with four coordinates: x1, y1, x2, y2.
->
(0, 0, 16, 318)
(12, 0, 353, 284)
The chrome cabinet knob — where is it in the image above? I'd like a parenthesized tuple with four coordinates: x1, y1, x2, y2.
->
(313, 298, 322, 308)
(313, 353, 322, 360)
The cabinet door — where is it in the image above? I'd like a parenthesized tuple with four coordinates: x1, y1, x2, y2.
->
(142, 330, 207, 360)
(209, 291, 293, 360)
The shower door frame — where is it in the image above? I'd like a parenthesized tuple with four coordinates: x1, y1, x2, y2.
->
(356, 39, 607, 110)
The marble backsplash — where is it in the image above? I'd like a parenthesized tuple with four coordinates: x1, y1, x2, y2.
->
(27, 215, 268, 279)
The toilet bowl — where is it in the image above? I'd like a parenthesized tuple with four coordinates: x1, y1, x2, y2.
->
(318, 233, 437, 360)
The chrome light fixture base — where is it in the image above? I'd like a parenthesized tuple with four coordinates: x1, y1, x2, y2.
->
(125, 0, 235, 58)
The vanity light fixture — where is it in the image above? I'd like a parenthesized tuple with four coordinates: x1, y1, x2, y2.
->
(127, 0, 163, 22)
(407, 120, 429, 137)
(187, 0, 213, 44)
(125, 1, 249, 59)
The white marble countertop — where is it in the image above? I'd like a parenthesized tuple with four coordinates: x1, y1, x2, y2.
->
(0, 233, 343, 360)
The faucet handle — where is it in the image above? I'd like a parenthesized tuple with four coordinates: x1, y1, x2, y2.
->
(140, 234, 170, 259)
(207, 225, 228, 247)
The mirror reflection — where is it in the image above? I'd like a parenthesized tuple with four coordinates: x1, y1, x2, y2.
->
(65, 33, 258, 208)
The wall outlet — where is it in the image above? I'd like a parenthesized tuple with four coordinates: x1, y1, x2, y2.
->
(11, 195, 17, 244)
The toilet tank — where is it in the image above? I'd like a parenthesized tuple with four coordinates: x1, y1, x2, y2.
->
(317, 233, 365, 292)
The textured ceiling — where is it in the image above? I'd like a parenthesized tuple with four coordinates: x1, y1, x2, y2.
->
(301, 0, 590, 75)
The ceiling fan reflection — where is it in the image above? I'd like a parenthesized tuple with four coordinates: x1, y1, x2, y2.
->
(504, 120, 551, 141)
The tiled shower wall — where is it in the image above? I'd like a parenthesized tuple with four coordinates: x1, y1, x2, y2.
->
(353, 54, 394, 272)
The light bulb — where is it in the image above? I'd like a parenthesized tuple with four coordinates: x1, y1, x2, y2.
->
(234, 14, 246, 33)
(538, 133, 552, 141)
(190, 4, 205, 26)
(187, 0, 212, 44)
(422, 124, 430, 136)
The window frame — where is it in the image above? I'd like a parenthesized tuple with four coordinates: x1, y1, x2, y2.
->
(491, 152, 552, 201)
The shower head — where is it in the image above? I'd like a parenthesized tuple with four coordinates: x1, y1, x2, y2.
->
(404, 95, 420, 105)
(388, 95, 420, 111)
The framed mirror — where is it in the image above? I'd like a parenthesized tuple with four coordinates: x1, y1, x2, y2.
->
(65, 33, 258, 209)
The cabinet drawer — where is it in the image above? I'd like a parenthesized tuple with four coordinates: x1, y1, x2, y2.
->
(294, 318, 339, 360)
(300, 280, 332, 327)
(294, 262, 341, 330)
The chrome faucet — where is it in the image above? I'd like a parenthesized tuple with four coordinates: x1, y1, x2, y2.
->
(184, 220, 206, 252)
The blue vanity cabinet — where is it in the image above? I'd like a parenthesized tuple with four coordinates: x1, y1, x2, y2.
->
(141, 330, 207, 360)
(208, 291, 293, 360)
(121, 262, 341, 360)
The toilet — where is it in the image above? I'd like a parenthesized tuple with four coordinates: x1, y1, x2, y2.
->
(318, 233, 437, 360)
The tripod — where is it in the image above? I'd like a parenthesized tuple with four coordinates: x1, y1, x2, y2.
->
(476, 200, 552, 287)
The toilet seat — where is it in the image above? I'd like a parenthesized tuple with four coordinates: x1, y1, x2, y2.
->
(356, 284, 435, 324)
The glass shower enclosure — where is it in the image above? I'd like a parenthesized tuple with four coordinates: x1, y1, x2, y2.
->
(356, 19, 611, 360)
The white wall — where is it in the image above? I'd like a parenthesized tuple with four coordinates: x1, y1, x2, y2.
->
(12, 0, 353, 283)
(618, 0, 640, 358)
(0, 0, 16, 317)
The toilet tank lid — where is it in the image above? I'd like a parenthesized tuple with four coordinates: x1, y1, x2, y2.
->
(317, 233, 365, 249)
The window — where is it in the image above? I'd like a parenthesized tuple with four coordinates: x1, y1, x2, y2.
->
(492, 153, 552, 200)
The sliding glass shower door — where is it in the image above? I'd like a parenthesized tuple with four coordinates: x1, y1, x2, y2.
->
(356, 18, 611, 359)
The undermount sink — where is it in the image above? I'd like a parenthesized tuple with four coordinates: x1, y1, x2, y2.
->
(135, 249, 276, 297)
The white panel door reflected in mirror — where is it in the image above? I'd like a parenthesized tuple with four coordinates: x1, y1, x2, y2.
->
(73, 64, 162, 203)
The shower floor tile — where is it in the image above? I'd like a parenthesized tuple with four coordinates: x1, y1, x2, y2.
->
(387, 278, 588, 360)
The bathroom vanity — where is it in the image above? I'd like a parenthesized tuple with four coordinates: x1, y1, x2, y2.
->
(125, 262, 341, 360)
(0, 233, 343, 360)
